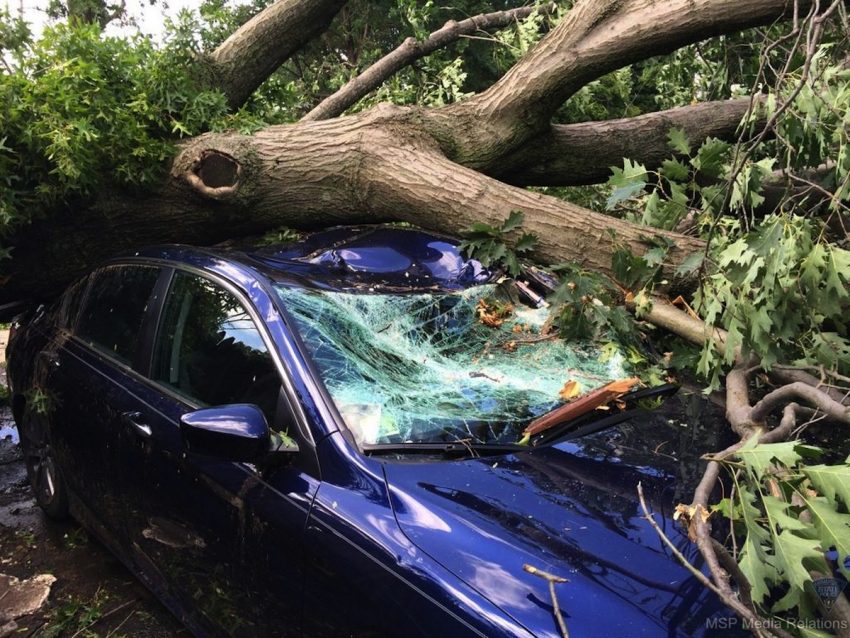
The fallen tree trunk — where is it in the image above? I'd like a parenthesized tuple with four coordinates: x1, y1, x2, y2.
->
(1, 106, 706, 304)
(0, 0, 821, 308)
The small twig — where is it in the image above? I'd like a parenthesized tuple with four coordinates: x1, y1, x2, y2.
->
(105, 608, 137, 638)
(70, 599, 137, 638)
(523, 564, 570, 638)
(637, 483, 783, 638)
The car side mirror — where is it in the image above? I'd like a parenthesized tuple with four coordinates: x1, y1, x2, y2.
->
(180, 404, 271, 463)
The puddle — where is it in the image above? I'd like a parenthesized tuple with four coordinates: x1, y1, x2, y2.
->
(0, 406, 16, 445)
(0, 427, 18, 446)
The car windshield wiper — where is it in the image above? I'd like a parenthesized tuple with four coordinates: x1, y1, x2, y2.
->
(529, 383, 680, 447)
(363, 385, 679, 458)
(363, 441, 525, 459)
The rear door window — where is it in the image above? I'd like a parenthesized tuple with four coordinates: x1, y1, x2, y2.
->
(77, 265, 160, 365)
(152, 271, 280, 421)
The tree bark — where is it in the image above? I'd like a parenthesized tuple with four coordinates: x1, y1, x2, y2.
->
(1, 105, 705, 305)
(427, 0, 812, 169)
(205, 0, 348, 109)
(495, 98, 758, 186)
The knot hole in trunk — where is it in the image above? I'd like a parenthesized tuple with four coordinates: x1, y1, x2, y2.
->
(187, 150, 241, 199)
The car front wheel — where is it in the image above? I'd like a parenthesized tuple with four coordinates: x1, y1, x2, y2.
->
(20, 409, 70, 520)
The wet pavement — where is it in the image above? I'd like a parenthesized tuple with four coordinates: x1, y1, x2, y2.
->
(1, 342, 185, 637)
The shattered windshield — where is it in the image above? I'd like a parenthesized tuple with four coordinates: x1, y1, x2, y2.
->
(275, 283, 628, 447)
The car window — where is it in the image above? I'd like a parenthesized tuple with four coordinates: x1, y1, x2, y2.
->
(152, 272, 280, 422)
(77, 265, 160, 365)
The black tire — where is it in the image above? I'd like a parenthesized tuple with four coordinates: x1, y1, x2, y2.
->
(19, 409, 70, 520)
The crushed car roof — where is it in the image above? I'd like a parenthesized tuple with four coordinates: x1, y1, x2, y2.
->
(230, 225, 496, 292)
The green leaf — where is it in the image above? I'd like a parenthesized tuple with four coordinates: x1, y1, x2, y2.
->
(770, 530, 828, 612)
(674, 252, 704, 277)
(739, 537, 777, 605)
(711, 497, 737, 518)
(470, 221, 498, 236)
(832, 248, 850, 283)
(661, 158, 690, 182)
(667, 127, 691, 155)
(800, 243, 827, 291)
(750, 306, 773, 347)
(824, 252, 849, 300)
(763, 495, 807, 531)
(514, 232, 538, 254)
(737, 441, 803, 478)
(735, 483, 777, 605)
(642, 246, 667, 268)
(692, 138, 730, 180)
(797, 494, 850, 577)
(718, 238, 751, 268)
(488, 241, 507, 264)
(504, 252, 520, 276)
(606, 159, 648, 210)
(500, 210, 525, 233)
(803, 464, 850, 507)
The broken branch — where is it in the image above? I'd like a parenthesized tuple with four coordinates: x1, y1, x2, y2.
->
(750, 382, 850, 424)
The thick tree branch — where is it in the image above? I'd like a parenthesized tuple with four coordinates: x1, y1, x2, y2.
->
(358, 127, 706, 281)
(750, 382, 850, 423)
(770, 366, 850, 406)
(726, 365, 758, 435)
(205, 0, 347, 109)
(431, 0, 816, 168)
(632, 295, 734, 357)
(494, 98, 757, 186)
(303, 4, 555, 122)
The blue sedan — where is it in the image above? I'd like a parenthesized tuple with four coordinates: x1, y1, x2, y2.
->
(6, 225, 736, 637)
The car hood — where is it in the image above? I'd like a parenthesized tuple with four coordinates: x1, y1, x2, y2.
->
(382, 415, 735, 637)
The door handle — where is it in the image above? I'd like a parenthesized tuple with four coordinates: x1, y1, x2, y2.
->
(121, 411, 152, 438)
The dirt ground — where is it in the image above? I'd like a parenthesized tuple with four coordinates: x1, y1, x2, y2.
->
(1, 330, 186, 638)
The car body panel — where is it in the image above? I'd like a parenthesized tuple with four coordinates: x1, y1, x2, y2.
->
(300, 430, 536, 637)
(384, 441, 725, 637)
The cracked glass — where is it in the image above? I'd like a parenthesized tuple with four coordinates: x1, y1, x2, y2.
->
(275, 284, 628, 446)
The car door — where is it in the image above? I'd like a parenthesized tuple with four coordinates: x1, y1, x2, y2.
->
(48, 263, 163, 545)
(119, 268, 320, 637)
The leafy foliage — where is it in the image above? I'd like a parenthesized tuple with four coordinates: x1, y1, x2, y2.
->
(713, 441, 850, 622)
(459, 210, 538, 276)
(257, 226, 304, 246)
(0, 16, 234, 250)
(605, 79, 850, 386)
(696, 215, 850, 379)
(547, 263, 640, 346)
